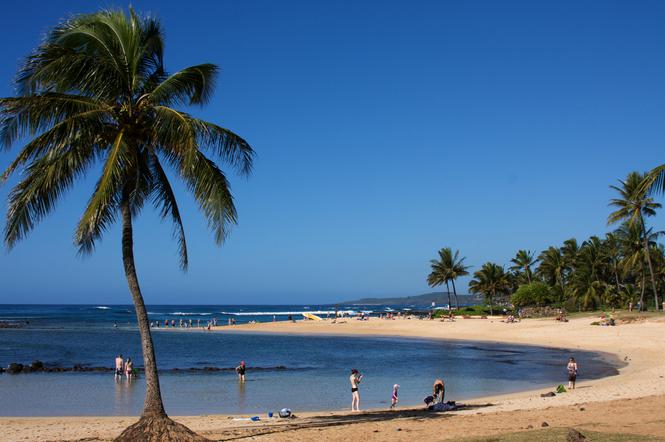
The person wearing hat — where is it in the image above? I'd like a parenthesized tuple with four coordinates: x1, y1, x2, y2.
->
(349, 368, 363, 411)
(236, 361, 246, 382)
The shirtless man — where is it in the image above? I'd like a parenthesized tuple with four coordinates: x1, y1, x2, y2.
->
(114, 354, 124, 381)
(350, 369, 363, 411)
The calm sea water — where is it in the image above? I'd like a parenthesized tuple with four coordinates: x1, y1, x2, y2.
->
(0, 305, 620, 416)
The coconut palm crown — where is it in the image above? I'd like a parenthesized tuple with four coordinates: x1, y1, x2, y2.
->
(608, 172, 661, 310)
(1, 9, 253, 441)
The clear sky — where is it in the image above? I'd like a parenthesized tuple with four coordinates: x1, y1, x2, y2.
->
(1, 0, 664, 304)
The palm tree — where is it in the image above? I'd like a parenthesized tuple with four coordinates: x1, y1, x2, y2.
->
(509, 249, 537, 284)
(609, 172, 661, 311)
(0, 10, 253, 441)
(602, 232, 623, 293)
(447, 249, 470, 311)
(536, 247, 566, 301)
(427, 252, 453, 312)
(468, 262, 510, 315)
(571, 237, 606, 310)
(617, 222, 662, 311)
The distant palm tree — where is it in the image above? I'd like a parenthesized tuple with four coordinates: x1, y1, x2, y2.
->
(447, 249, 470, 310)
(427, 252, 453, 312)
(609, 172, 661, 311)
(509, 249, 537, 284)
(1, 9, 253, 441)
(602, 232, 623, 293)
(571, 237, 606, 310)
(537, 247, 566, 301)
(468, 262, 510, 315)
(617, 222, 660, 311)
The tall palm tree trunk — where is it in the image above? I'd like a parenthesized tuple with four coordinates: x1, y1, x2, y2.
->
(640, 216, 659, 311)
(526, 269, 531, 284)
(451, 279, 460, 311)
(121, 196, 166, 418)
(445, 281, 452, 313)
(613, 262, 621, 293)
(640, 271, 646, 312)
(117, 194, 208, 441)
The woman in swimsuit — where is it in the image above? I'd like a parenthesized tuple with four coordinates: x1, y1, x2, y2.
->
(124, 357, 133, 380)
(236, 361, 246, 381)
(567, 357, 578, 389)
(350, 369, 363, 411)
(433, 378, 445, 403)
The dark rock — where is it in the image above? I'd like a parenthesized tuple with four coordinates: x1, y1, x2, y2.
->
(566, 428, 587, 441)
(541, 422, 549, 427)
(579, 407, 585, 411)
(540, 392, 556, 397)
(30, 360, 44, 371)
(7, 363, 23, 374)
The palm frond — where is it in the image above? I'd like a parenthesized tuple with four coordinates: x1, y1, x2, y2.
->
(148, 64, 218, 106)
(149, 152, 188, 270)
(74, 130, 129, 254)
(4, 143, 97, 248)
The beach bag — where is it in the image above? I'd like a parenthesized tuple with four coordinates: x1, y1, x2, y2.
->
(279, 408, 292, 418)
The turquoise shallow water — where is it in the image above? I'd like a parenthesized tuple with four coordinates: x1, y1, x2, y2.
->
(0, 305, 620, 416)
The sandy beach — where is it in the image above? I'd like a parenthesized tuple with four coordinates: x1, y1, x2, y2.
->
(2, 314, 665, 441)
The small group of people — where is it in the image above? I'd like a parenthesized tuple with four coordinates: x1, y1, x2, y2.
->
(114, 354, 134, 381)
(349, 369, 445, 412)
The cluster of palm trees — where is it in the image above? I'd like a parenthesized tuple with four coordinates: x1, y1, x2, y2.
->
(428, 170, 665, 314)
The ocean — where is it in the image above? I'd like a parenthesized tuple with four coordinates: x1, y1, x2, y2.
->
(0, 304, 620, 416)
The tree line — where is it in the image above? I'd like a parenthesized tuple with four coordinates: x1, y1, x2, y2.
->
(428, 170, 665, 314)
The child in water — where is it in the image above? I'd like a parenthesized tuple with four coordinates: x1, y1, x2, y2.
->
(390, 384, 399, 409)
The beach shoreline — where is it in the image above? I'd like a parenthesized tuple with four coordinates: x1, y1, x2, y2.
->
(2, 314, 665, 441)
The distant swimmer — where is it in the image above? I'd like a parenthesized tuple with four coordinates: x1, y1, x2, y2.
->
(236, 361, 246, 381)
(433, 378, 445, 403)
(350, 368, 363, 411)
(114, 354, 124, 381)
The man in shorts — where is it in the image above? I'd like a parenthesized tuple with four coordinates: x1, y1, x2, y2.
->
(114, 354, 124, 381)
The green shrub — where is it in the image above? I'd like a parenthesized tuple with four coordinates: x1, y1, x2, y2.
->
(511, 282, 554, 307)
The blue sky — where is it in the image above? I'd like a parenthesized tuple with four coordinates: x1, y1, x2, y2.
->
(1, 0, 664, 304)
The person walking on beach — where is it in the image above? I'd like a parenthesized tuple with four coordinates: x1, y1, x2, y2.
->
(114, 354, 124, 381)
(350, 368, 363, 411)
(236, 361, 246, 382)
(567, 357, 578, 389)
(390, 384, 399, 409)
(125, 357, 134, 380)
(433, 378, 445, 403)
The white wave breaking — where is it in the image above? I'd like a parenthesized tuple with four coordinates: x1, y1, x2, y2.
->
(95, 306, 111, 310)
(219, 310, 358, 316)
(170, 312, 212, 316)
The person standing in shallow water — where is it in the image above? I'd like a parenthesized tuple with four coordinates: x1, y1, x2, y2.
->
(567, 357, 578, 389)
(236, 361, 246, 381)
(350, 369, 363, 411)
(114, 354, 124, 381)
